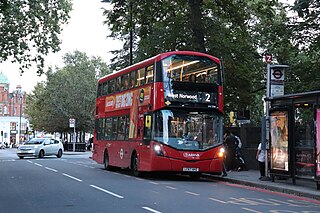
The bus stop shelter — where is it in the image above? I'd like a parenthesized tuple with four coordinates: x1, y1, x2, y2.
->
(267, 90, 320, 190)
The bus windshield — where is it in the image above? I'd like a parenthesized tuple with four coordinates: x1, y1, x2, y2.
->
(162, 55, 219, 84)
(153, 109, 223, 150)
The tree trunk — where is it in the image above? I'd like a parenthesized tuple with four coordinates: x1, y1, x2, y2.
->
(188, 0, 206, 52)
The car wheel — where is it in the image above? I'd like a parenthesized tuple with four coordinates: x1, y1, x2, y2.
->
(56, 149, 62, 158)
(38, 150, 45, 158)
(19, 156, 24, 159)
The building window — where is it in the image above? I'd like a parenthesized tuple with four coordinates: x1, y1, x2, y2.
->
(4, 106, 8, 114)
(10, 122, 16, 130)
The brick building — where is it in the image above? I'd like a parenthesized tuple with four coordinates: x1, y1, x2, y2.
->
(0, 72, 28, 146)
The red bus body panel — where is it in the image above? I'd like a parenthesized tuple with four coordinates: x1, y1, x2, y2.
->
(93, 140, 223, 174)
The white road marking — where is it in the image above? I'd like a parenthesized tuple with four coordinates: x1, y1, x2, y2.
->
(135, 177, 144, 181)
(34, 163, 43, 167)
(241, 207, 262, 213)
(62, 173, 82, 182)
(149, 181, 159, 185)
(185, 191, 199, 196)
(27, 160, 33, 163)
(90, 185, 124, 199)
(142, 207, 162, 213)
(208, 197, 227, 204)
(0, 159, 15, 162)
(165, 186, 177, 190)
(45, 167, 58, 172)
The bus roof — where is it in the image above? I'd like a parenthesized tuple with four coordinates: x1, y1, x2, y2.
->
(98, 51, 220, 83)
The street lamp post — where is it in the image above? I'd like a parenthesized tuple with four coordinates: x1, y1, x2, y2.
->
(17, 89, 23, 144)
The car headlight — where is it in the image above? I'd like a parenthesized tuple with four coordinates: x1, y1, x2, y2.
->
(153, 144, 164, 156)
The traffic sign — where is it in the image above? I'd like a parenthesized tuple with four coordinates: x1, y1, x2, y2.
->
(69, 118, 75, 128)
(265, 53, 272, 64)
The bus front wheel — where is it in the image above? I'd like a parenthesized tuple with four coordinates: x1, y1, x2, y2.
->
(131, 152, 143, 177)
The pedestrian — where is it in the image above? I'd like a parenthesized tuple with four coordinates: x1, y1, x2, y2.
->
(234, 133, 242, 155)
(223, 130, 238, 171)
(256, 142, 265, 180)
(221, 160, 228, 177)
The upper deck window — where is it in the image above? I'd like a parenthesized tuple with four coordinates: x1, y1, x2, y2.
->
(162, 55, 219, 84)
(137, 68, 146, 86)
(146, 65, 154, 84)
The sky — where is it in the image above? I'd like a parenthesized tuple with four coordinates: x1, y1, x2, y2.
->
(0, 0, 122, 93)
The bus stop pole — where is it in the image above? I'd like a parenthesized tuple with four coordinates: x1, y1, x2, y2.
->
(265, 62, 271, 178)
(73, 125, 76, 152)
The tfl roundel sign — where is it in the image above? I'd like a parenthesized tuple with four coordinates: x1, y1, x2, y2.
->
(272, 69, 283, 79)
(271, 68, 284, 81)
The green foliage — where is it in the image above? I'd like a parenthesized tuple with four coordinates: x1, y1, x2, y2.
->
(103, 0, 287, 124)
(26, 51, 110, 133)
(102, 0, 319, 126)
(284, 0, 320, 93)
(0, 0, 72, 75)
(292, 0, 320, 50)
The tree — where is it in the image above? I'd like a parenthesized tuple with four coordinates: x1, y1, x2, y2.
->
(26, 51, 110, 135)
(103, 0, 291, 125)
(292, 0, 320, 51)
(285, 0, 320, 93)
(0, 0, 72, 75)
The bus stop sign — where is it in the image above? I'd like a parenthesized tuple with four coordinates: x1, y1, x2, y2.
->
(265, 53, 272, 64)
(69, 118, 75, 128)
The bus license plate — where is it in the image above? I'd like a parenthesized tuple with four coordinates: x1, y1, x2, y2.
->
(183, 168, 199, 172)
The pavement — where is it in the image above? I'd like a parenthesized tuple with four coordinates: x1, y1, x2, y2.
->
(64, 151, 320, 200)
(206, 170, 320, 201)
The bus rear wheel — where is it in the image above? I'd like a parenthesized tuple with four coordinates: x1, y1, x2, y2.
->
(104, 151, 113, 171)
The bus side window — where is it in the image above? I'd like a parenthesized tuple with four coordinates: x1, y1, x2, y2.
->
(137, 68, 145, 86)
(115, 77, 121, 92)
(103, 82, 108, 95)
(97, 83, 102, 97)
(112, 117, 118, 140)
(124, 116, 130, 140)
(146, 65, 154, 84)
(96, 119, 103, 140)
(108, 79, 115, 94)
(129, 71, 136, 88)
(117, 116, 126, 140)
(105, 118, 112, 140)
(121, 74, 129, 91)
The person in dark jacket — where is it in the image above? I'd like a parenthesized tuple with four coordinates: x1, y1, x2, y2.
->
(223, 130, 238, 171)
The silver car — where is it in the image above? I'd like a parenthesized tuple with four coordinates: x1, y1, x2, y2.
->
(0, 141, 5, 149)
(17, 138, 64, 159)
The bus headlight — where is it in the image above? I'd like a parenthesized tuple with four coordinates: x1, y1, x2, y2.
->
(153, 144, 164, 156)
(218, 147, 225, 158)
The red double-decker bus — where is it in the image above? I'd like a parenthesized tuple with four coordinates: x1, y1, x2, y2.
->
(93, 51, 225, 178)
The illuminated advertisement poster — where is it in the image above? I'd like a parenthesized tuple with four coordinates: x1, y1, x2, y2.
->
(270, 111, 289, 171)
(105, 87, 151, 111)
(316, 109, 320, 177)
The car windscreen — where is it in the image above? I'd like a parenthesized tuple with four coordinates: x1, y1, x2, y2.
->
(25, 139, 45, 145)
